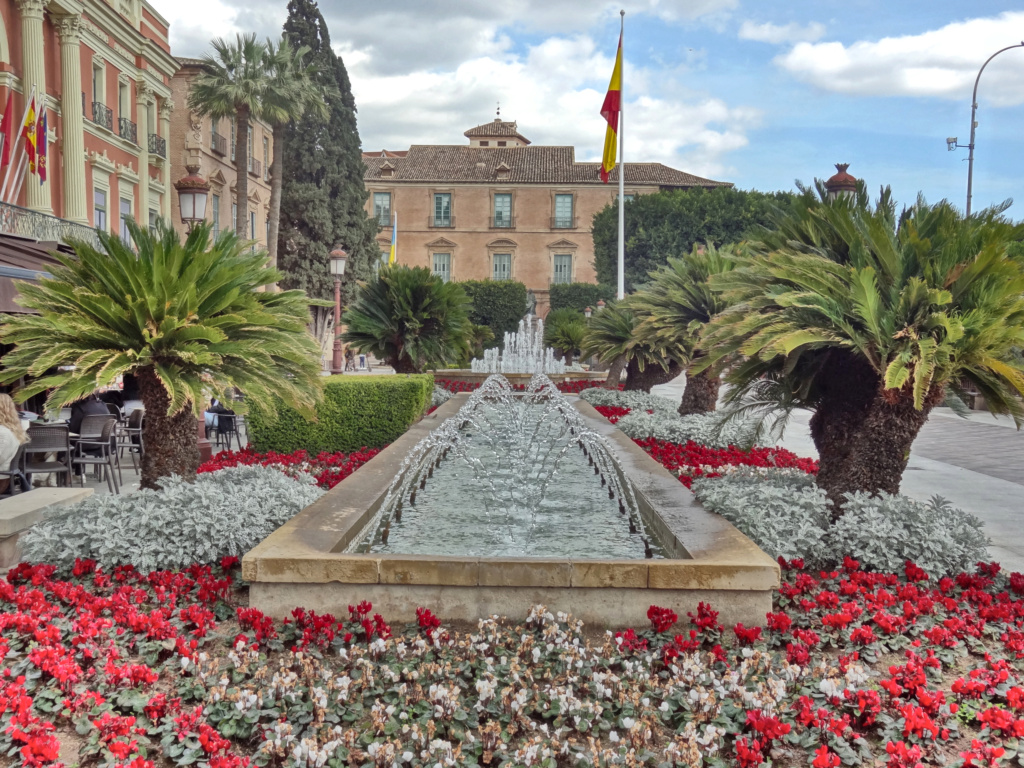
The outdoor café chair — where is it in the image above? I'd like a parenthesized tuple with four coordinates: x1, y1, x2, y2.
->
(0, 444, 29, 496)
(71, 418, 120, 494)
(117, 409, 144, 473)
(22, 424, 72, 487)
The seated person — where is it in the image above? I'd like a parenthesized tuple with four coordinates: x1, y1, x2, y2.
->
(204, 398, 234, 430)
(69, 394, 110, 434)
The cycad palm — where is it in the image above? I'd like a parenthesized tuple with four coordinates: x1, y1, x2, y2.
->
(580, 303, 679, 390)
(700, 185, 1024, 510)
(187, 33, 268, 238)
(629, 243, 738, 414)
(262, 36, 330, 275)
(543, 309, 587, 366)
(0, 222, 322, 489)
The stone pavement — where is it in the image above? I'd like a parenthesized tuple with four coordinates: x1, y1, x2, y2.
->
(652, 375, 1024, 573)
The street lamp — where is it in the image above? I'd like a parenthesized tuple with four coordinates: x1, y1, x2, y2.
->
(596, 299, 606, 311)
(584, 306, 592, 319)
(173, 167, 210, 233)
(329, 248, 348, 375)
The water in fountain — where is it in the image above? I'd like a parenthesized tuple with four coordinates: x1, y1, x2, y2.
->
(348, 374, 661, 559)
(470, 317, 567, 374)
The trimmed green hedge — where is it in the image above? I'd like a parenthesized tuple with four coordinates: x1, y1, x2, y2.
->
(247, 375, 433, 453)
(549, 282, 616, 313)
(460, 280, 528, 347)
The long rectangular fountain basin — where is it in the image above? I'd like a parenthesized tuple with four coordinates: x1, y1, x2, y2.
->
(243, 393, 780, 627)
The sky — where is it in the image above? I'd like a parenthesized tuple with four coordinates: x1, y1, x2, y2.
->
(158, 0, 1024, 216)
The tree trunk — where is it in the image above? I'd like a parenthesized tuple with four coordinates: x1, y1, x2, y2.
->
(624, 359, 683, 392)
(267, 121, 284, 283)
(679, 367, 721, 416)
(604, 354, 625, 388)
(391, 355, 418, 374)
(234, 106, 250, 238)
(136, 366, 201, 490)
(564, 350, 575, 366)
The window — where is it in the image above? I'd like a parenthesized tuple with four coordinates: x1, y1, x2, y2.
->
(432, 253, 451, 282)
(493, 193, 512, 228)
(492, 253, 511, 281)
(433, 193, 452, 227)
(211, 194, 220, 237)
(479, 141, 489, 147)
(373, 192, 391, 226)
(93, 189, 107, 230)
(250, 211, 256, 244)
(232, 202, 237, 232)
(247, 126, 254, 172)
(497, 141, 506, 147)
(262, 136, 269, 179)
(553, 254, 573, 285)
(554, 194, 574, 228)
(149, 208, 158, 234)
(211, 117, 217, 148)
(92, 63, 103, 104)
(266, 216, 270, 244)
(119, 82, 129, 120)
(119, 197, 131, 241)
(230, 118, 236, 161)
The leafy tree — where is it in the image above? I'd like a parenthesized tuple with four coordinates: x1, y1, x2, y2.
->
(460, 280, 528, 347)
(187, 33, 268, 238)
(700, 184, 1024, 513)
(543, 309, 586, 366)
(629, 243, 738, 415)
(592, 187, 794, 291)
(0, 222, 321, 489)
(549, 282, 616, 313)
(341, 266, 471, 373)
(580, 303, 672, 388)
(277, 0, 379, 305)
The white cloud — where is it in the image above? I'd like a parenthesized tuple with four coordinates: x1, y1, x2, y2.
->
(775, 11, 1024, 105)
(738, 20, 825, 45)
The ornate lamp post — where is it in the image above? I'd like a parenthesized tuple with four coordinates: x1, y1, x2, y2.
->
(330, 248, 348, 375)
(173, 161, 210, 233)
(596, 299, 606, 311)
(584, 306, 592, 319)
(824, 163, 858, 200)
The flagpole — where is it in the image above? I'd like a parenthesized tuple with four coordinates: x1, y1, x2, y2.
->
(616, 10, 625, 301)
(1, 84, 35, 202)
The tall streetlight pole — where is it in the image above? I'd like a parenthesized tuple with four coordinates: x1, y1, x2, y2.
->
(329, 248, 348, 375)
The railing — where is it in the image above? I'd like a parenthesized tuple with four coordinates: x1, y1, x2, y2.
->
(375, 212, 392, 227)
(118, 118, 137, 144)
(551, 272, 574, 285)
(81, 92, 86, 116)
(249, 159, 262, 177)
(211, 132, 228, 156)
(91, 102, 112, 131)
(490, 215, 515, 229)
(0, 201, 101, 248)
(551, 216, 577, 229)
(429, 216, 454, 228)
(148, 133, 166, 158)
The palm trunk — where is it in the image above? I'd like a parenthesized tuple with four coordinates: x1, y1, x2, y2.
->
(234, 106, 250, 238)
(136, 366, 201, 490)
(624, 359, 683, 392)
(267, 121, 284, 283)
(604, 354, 625, 388)
(679, 367, 721, 416)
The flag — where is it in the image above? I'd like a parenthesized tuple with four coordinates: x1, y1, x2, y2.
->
(21, 97, 36, 175)
(36, 110, 46, 183)
(599, 31, 623, 184)
(0, 97, 13, 170)
(388, 212, 397, 264)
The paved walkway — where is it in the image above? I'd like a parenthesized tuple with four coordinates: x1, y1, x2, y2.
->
(652, 375, 1024, 572)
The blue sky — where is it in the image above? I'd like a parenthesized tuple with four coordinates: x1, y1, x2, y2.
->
(163, 1, 1024, 216)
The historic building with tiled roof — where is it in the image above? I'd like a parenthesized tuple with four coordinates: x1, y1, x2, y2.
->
(363, 118, 730, 314)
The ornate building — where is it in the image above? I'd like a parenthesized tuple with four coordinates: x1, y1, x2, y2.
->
(363, 118, 730, 314)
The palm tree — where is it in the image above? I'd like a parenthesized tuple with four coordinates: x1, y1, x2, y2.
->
(342, 265, 471, 373)
(262, 36, 330, 276)
(629, 243, 738, 415)
(543, 309, 587, 366)
(700, 185, 1024, 512)
(0, 222, 322, 489)
(580, 303, 679, 390)
(187, 33, 268, 239)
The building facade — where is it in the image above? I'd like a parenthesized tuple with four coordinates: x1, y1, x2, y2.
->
(363, 119, 730, 314)
(168, 57, 274, 247)
(0, 0, 176, 242)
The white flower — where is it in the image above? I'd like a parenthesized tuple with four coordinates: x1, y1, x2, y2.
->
(609, 731, 619, 743)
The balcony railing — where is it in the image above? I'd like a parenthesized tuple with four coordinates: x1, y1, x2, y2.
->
(249, 159, 262, 177)
(91, 102, 112, 132)
(211, 132, 228, 156)
(148, 133, 166, 158)
(118, 117, 137, 144)
(0, 201, 101, 249)
(375, 212, 392, 227)
(490, 215, 515, 229)
(429, 216, 454, 228)
(551, 216, 577, 229)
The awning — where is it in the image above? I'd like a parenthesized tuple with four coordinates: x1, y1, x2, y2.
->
(0, 234, 70, 314)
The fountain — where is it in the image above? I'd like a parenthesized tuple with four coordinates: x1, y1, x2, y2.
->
(470, 317, 567, 375)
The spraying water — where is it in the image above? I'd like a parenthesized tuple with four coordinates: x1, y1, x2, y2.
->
(470, 317, 567, 374)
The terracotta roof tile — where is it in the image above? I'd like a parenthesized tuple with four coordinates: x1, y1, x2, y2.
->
(463, 120, 530, 144)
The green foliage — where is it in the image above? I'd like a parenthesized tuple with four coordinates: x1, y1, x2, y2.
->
(460, 280, 528, 346)
(247, 375, 433, 453)
(342, 266, 471, 373)
(592, 187, 794, 290)
(542, 309, 587, 362)
(464, 323, 495, 364)
(549, 282, 616, 313)
(277, 0, 379, 302)
(580, 302, 676, 376)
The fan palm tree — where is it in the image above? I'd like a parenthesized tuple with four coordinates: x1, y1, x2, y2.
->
(699, 184, 1024, 512)
(580, 302, 680, 390)
(0, 222, 322, 489)
(342, 265, 471, 373)
(187, 33, 268, 238)
(629, 243, 738, 415)
(543, 309, 587, 366)
(262, 36, 330, 276)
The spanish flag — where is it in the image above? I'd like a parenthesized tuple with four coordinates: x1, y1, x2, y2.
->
(599, 31, 622, 184)
(37, 110, 47, 183)
(22, 97, 36, 175)
(388, 212, 397, 264)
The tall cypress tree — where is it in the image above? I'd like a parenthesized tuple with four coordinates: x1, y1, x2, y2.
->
(278, 0, 378, 304)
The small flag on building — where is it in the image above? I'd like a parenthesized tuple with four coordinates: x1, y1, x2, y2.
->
(37, 110, 47, 183)
(388, 212, 397, 264)
(599, 29, 623, 184)
(0, 97, 13, 170)
(22, 97, 36, 175)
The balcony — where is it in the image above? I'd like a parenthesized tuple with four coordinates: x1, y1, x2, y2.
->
(490, 215, 515, 229)
(91, 102, 112, 132)
(249, 159, 262, 178)
(551, 216, 577, 229)
(211, 132, 228, 156)
(428, 216, 455, 228)
(118, 117, 137, 144)
(148, 133, 166, 158)
(0, 201, 101, 249)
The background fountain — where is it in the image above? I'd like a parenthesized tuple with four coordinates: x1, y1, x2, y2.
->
(470, 317, 567, 375)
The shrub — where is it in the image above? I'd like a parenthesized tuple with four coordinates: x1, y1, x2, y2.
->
(248, 375, 433, 453)
(431, 385, 454, 408)
(616, 410, 760, 449)
(460, 280, 528, 346)
(21, 466, 323, 572)
(549, 282, 616, 313)
(580, 387, 677, 413)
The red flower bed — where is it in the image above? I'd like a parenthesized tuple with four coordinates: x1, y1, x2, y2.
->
(197, 447, 381, 489)
(634, 437, 818, 488)
(594, 404, 632, 423)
